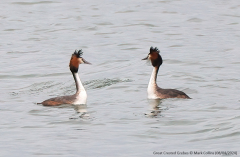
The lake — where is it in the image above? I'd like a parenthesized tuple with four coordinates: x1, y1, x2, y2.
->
(0, 0, 240, 156)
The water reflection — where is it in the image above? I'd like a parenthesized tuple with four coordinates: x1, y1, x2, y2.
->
(145, 99, 162, 118)
(38, 103, 90, 119)
(73, 104, 89, 119)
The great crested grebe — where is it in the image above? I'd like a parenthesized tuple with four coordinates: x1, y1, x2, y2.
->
(38, 49, 91, 106)
(142, 47, 190, 99)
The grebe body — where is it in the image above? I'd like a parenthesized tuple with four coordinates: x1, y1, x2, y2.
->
(39, 49, 91, 106)
(143, 47, 190, 99)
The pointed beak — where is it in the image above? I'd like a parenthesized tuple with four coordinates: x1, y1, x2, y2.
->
(142, 56, 149, 60)
(82, 58, 91, 64)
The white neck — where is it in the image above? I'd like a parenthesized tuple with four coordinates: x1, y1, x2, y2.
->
(147, 66, 159, 99)
(72, 72, 86, 94)
(148, 66, 158, 86)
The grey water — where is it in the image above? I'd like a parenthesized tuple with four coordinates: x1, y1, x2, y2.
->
(1, 0, 240, 156)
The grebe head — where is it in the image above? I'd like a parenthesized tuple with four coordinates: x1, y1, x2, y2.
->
(69, 49, 91, 73)
(142, 47, 162, 67)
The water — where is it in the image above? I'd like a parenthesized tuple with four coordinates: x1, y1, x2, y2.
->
(1, 0, 240, 156)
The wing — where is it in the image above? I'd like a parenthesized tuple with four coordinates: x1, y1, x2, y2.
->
(40, 95, 76, 106)
(156, 88, 190, 99)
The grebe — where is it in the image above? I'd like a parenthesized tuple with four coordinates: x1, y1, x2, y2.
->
(38, 49, 91, 106)
(142, 47, 190, 99)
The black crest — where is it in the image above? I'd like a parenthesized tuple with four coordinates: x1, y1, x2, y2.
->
(150, 46, 160, 53)
(74, 49, 83, 58)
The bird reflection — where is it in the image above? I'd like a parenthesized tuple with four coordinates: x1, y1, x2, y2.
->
(145, 99, 162, 117)
(73, 104, 89, 119)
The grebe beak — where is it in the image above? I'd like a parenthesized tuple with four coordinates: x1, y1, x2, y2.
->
(142, 56, 149, 60)
(82, 58, 91, 64)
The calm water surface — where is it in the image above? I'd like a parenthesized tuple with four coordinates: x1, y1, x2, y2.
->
(1, 0, 240, 156)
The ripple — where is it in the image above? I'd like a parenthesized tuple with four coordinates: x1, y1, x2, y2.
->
(4, 29, 21, 31)
(169, 45, 183, 47)
(95, 22, 113, 26)
(9, 81, 62, 97)
(187, 18, 204, 22)
(190, 131, 240, 142)
(12, 1, 59, 5)
(84, 78, 132, 89)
